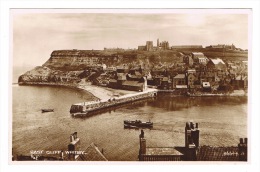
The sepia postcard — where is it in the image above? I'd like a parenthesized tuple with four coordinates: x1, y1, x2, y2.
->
(10, 8, 250, 165)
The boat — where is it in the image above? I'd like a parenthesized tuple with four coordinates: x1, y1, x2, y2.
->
(123, 120, 153, 128)
(41, 109, 54, 113)
(124, 124, 139, 129)
(71, 111, 88, 117)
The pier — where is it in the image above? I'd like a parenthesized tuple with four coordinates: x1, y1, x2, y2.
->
(70, 88, 158, 117)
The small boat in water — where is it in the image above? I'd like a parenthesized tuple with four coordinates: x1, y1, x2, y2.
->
(124, 120, 153, 128)
(41, 109, 54, 113)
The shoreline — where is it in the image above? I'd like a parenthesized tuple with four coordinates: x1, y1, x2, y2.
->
(187, 90, 247, 97)
(17, 82, 248, 100)
(17, 82, 139, 101)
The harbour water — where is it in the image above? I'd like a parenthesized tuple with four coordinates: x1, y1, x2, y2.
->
(12, 85, 247, 161)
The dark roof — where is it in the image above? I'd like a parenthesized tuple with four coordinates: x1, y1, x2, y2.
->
(196, 146, 239, 161)
(154, 75, 164, 79)
(122, 80, 143, 87)
(146, 147, 183, 156)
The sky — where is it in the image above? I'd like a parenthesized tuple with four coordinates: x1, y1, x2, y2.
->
(12, 9, 249, 68)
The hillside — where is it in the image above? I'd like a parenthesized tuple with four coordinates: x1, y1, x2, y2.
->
(18, 48, 248, 84)
(42, 48, 247, 71)
(177, 48, 248, 61)
(42, 49, 182, 71)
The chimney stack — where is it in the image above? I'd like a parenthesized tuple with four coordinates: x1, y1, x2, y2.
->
(238, 138, 248, 161)
(185, 121, 200, 148)
(139, 130, 146, 161)
(68, 132, 80, 161)
(185, 121, 200, 161)
(140, 138, 146, 155)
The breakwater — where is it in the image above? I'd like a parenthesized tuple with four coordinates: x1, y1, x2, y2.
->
(70, 89, 158, 117)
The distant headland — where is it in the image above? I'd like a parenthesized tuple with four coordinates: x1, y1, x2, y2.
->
(18, 39, 248, 100)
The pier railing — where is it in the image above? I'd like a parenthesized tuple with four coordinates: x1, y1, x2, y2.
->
(70, 89, 158, 115)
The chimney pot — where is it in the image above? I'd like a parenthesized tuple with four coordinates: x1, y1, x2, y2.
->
(74, 132, 77, 139)
(240, 138, 243, 144)
(190, 122, 194, 129)
(186, 122, 190, 129)
(244, 138, 248, 144)
(70, 135, 74, 142)
(140, 129, 144, 138)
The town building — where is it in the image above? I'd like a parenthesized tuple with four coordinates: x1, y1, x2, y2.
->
(231, 75, 248, 89)
(202, 82, 211, 92)
(183, 55, 194, 67)
(108, 74, 147, 92)
(207, 58, 226, 71)
(160, 77, 172, 90)
(138, 46, 146, 51)
(116, 65, 129, 73)
(146, 41, 153, 51)
(138, 130, 184, 161)
(171, 45, 203, 49)
(161, 41, 169, 50)
(139, 39, 170, 51)
(138, 122, 247, 161)
(105, 66, 117, 72)
(191, 52, 208, 65)
(173, 74, 187, 89)
(187, 73, 197, 89)
(206, 44, 236, 50)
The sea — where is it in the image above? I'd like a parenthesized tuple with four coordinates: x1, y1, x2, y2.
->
(12, 68, 248, 161)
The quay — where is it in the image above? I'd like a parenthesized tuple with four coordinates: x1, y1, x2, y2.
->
(70, 88, 158, 117)
(69, 87, 247, 117)
(187, 90, 247, 97)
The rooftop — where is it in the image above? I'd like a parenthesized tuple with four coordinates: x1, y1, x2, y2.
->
(202, 82, 210, 88)
(146, 147, 183, 156)
(210, 58, 225, 65)
(196, 146, 239, 161)
(176, 85, 188, 89)
(162, 77, 169, 81)
(174, 74, 186, 79)
(122, 80, 143, 87)
(235, 75, 247, 80)
(79, 143, 108, 161)
(109, 79, 117, 83)
(191, 52, 204, 56)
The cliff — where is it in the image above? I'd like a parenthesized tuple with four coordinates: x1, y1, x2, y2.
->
(18, 48, 248, 85)
(43, 50, 121, 71)
(17, 49, 177, 84)
(18, 66, 82, 85)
